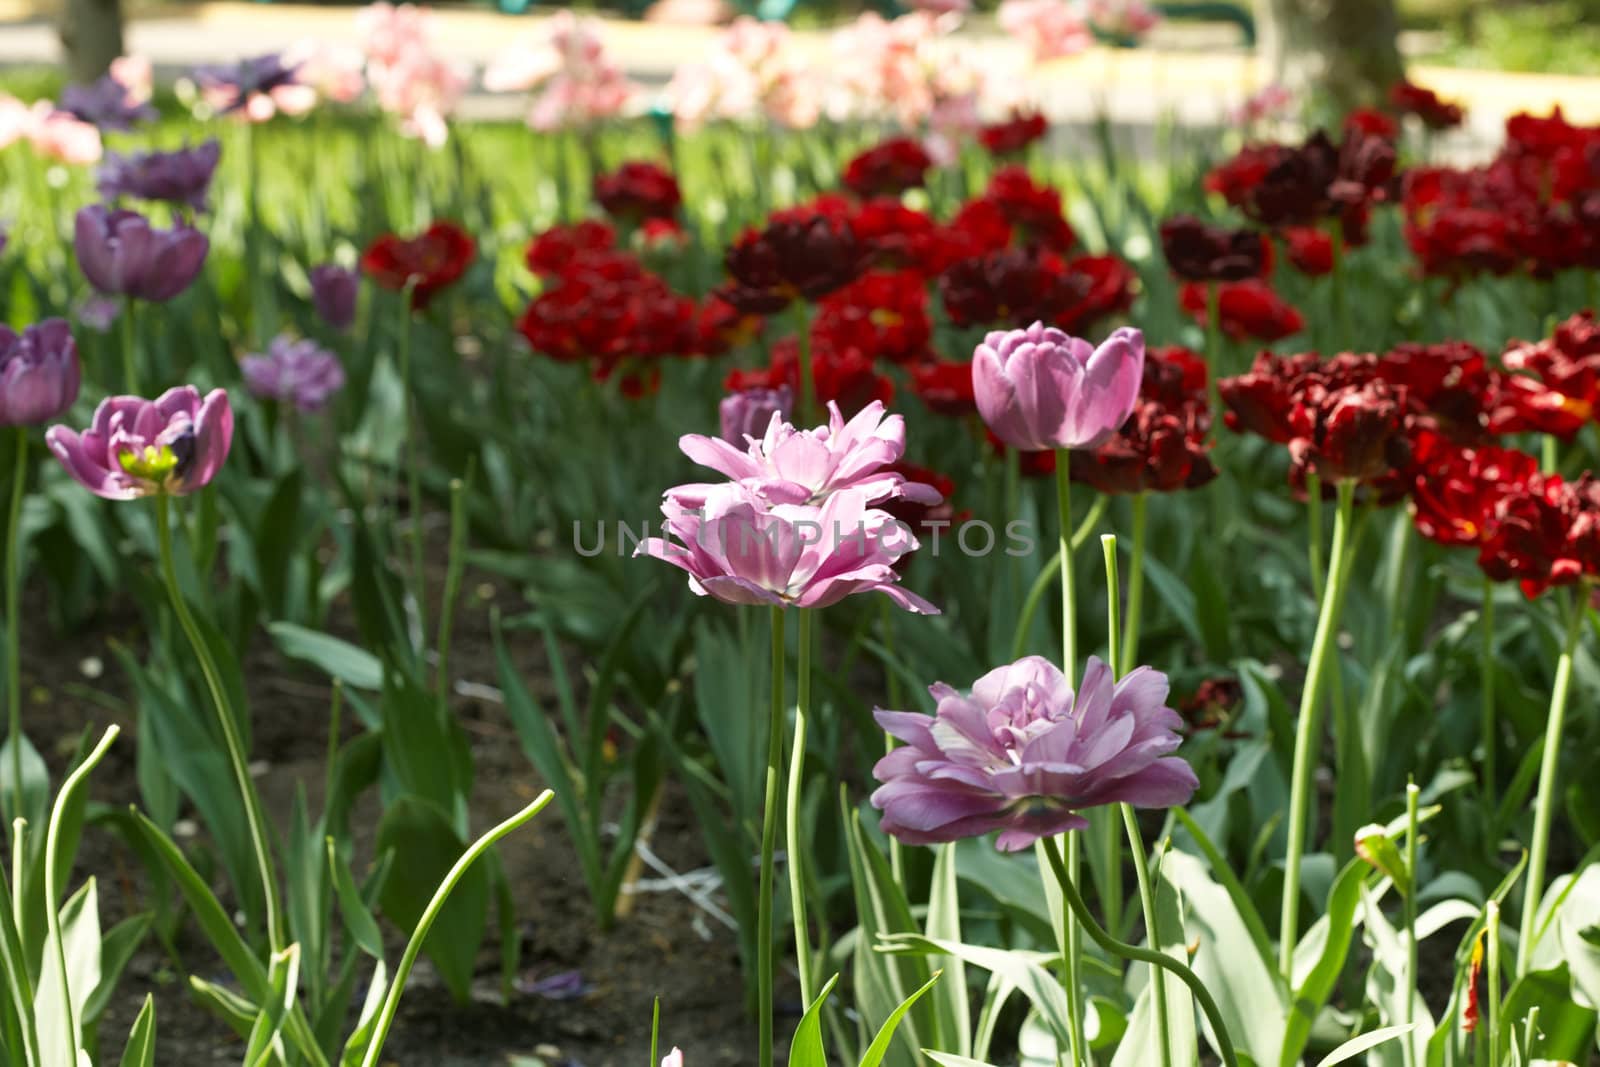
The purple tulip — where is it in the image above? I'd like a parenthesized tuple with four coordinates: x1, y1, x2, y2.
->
(636, 483, 938, 614)
(674, 400, 944, 508)
(308, 264, 359, 331)
(46, 385, 233, 500)
(240, 334, 345, 413)
(74, 204, 210, 302)
(973, 323, 1145, 452)
(193, 54, 302, 113)
(719, 385, 792, 445)
(59, 75, 156, 131)
(98, 140, 222, 212)
(0, 320, 81, 426)
(871, 655, 1198, 851)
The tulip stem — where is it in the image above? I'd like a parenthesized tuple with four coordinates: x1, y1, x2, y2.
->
(1279, 477, 1357, 980)
(1480, 577, 1496, 810)
(1054, 453, 1077, 680)
(1122, 493, 1147, 674)
(1516, 589, 1583, 975)
(1486, 900, 1502, 1059)
(786, 608, 815, 1010)
(1098, 537, 1124, 936)
(794, 304, 816, 426)
(1103, 534, 1170, 1067)
(758, 606, 785, 1067)
(1052, 452, 1086, 1067)
(358, 791, 552, 1067)
(44, 724, 118, 1066)
(5, 428, 25, 827)
(155, 494, 284, 951)
(1044, 835, 1238, 1067)
(397, 280, 427, 645)
(1403, 780, 1420, 1067)
(120, 297, 139, 394)
(1010, 496, 1107, 662)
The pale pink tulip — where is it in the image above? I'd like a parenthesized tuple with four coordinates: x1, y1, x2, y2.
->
(999, 0, 1093, 63)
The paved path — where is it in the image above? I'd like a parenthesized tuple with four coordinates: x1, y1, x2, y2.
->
(3, 2, 1600, 146)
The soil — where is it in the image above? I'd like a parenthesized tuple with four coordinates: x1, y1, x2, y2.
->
(20, 540, 776, 1067)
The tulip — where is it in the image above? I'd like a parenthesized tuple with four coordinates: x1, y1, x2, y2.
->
(720, 214, 864, 314)
(59, 74, 156, 131)
(871, 655, 1198, 851)
(973, 322, 1144, 452)
(309, 263, 360, 331)
(676, 400, 942, 508)
(1158, 215, 1268, 282)
(718, 386, 792, 445)
(841, 137, 933, 198)
(240, 335, 346, 413)
(979, 109, 1049, 157)
(97, 140, 222, 213)
(362, 221, 475, 309)
(73, 205, 210, 302)
(0, 320, 80, 426)
(636, 482, 937, 614)
(46, 386, 232, 500)
(593, 161, 682, 224)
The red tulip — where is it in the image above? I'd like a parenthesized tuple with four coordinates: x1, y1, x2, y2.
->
(361, 220, 476, 308)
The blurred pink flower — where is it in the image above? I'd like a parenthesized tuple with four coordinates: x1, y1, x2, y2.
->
(285, 40, 367, 104)
(906, 0, 971, 13)
(484, 13, 634, 130)
(829, 12, 978, 132)
(1230, 83, 1294, 127)
(109, 55, 153, 103)
(999, 0, 1093, 63)
(1085, 0, 1161, 41)
(358, 2, 468, 146)
(0, 94, 101, 163)
(668, 17, 818, 131)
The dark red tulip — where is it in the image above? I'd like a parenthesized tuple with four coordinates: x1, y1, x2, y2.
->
(841, 137, 933, 198)
(362, 220, 475, 309)
(1159, 215, 1269, 282)
(594, 161, 682, 224)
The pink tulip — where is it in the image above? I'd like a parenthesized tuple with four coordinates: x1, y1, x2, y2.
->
(998, 0, 1093, 63)
(1085, 0, 1161, 41)
(1230, 83, 1295, 127)
(109, 55, 153, 104)
(667, 17, 818, 130)
(22, 100, 102, 165)
(676, 400, 943, 508)
(485, 13, 637, 130)
(973, 323, 1145, 452)
(47, 386, 233, 500)
(637, 483, 938, 614)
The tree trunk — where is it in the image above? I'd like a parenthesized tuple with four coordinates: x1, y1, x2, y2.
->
(59, 0, 124, 85)
(1257, 0, 1405, 111)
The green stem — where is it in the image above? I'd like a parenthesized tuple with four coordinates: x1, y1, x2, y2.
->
(1204, 282, 1224, 404)
(1516, 591, 1583, 975)
(1010, 496, 1107, 662)
(786, 609, 815, 1009)
(1486, 900, 1502, 1062)
(1540, 434, 1558, 475)
(120, 298, 139, 394)
(44, 724, 119, 1065)
(758, 606, 785, 1067)
(435, 477, 468, 706)
(1054, 453, 1077, 680)
(1098, 537, 1123, 937)
(1480, 578, 1496, 810)
(1403, 781, 1420, 1067)
(1044, 836, 1238, 1067)
(881, 599, 904, 885)
(795, 303, 816, 426)
(1104, 534, 1170, 1067)
(5, 428, 25, 826)
(1306, 472, 1325, 598)
(1053, 453, 1085, 1067)
(323, 680, 343, 825)
(397, 281, 427, 643)
(155, 494, 284, 950)
(1329, 222, 1347, 346)
(1121, 493, 1147, 675)
(10, 817, 23, 937)
(359, 791, 552, 1067)
(1279, 478, 1357, 980)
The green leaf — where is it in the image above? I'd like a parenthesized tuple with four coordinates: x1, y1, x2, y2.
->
(34, 879, 101, 1067)
(1499, 964, 1597, 1064)
(0, 732, 49, 826)
(339, 960, 388, 1067)
(790, 973, 841, 1067)
(1282, 859, 1366, 1067)
(267, 623, 383, 690)
(878, 934, 1072, 1052)
(242, 944, 300, 1066)
(329, 839, 385, 960)
(1312, 1023, 1419, 1067)
(187, 976, 256, 1038)
(374, 795, 488, 1003)
(1113, 863, 1196, 1067)
(924, 1055, 999, 1067)
(925, 844, 970, 1057)
(116, 995, 156, 1067)
(83, 912, 153, 1033)
(860, 972, 943, 1067)
(1161, 851, 1287, 1064)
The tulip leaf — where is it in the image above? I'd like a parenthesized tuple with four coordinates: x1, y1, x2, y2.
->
(267, 622, 383, 690)
(1312, 1023, 1419, 1067)
(116, 995, 156, 1067)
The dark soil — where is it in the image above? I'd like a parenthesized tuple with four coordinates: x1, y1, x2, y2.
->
(21, 545, 770, 1067)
